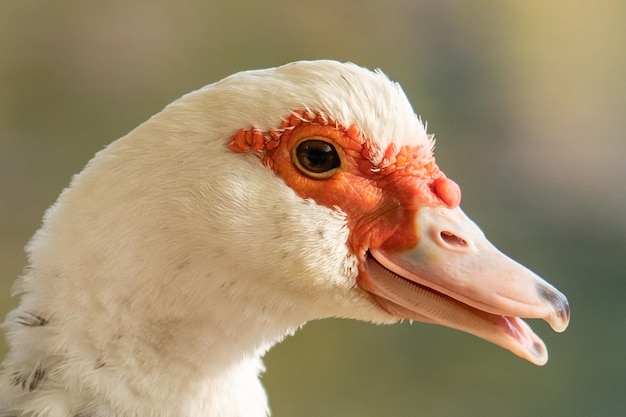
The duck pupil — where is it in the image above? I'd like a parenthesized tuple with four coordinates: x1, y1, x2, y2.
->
(307, 147, 327, 167)
(298, 140, 339, 173)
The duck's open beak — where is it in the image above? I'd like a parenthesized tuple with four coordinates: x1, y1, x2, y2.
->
(359, 206, 570, 366)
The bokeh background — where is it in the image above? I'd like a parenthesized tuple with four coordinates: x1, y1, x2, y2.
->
(1, 1, 624, 416)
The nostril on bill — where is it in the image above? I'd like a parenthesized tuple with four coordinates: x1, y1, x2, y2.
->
(440, 231, 468, 248)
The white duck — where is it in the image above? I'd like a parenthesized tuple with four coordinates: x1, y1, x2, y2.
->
(0, 60, 569, 417)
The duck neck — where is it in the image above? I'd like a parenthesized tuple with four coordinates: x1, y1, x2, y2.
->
(1, 274, 310, 417)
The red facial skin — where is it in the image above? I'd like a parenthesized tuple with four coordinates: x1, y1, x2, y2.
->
(229, 111, 462, 263)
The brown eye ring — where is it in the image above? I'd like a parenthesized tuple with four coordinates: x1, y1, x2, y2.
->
(293, 138, 341, 179)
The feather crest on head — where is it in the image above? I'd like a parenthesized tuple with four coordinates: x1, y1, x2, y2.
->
(182, 60, 434, 165)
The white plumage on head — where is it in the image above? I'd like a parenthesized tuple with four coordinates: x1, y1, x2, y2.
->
(180, 60, 433, 163)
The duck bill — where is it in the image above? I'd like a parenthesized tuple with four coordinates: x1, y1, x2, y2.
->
(360, 206, 570, 366)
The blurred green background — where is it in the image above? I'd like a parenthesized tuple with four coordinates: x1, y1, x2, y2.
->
(1, 1, 624, 416)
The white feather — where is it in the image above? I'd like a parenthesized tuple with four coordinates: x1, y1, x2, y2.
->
(0, 60, 428, 417)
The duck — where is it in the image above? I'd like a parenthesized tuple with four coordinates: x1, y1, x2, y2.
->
(0, 60, 569, 417)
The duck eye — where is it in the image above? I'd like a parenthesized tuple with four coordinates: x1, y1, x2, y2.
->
(294, 139, 341, 179)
